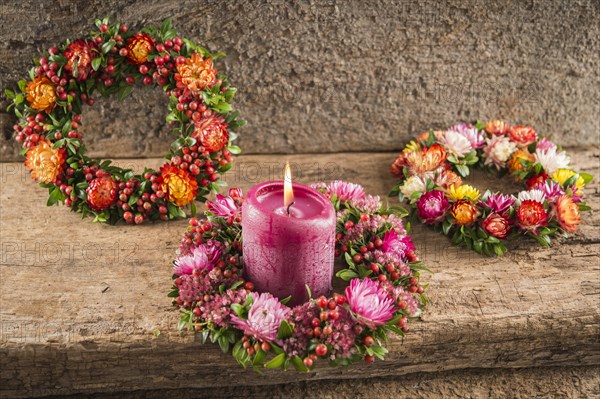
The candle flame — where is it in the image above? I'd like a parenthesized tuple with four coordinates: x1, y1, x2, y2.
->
(284, 161, 294, 210)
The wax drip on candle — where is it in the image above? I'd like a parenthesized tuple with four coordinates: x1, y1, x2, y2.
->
(284, 161, 294, 216)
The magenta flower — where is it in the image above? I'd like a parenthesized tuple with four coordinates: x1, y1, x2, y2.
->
(345, 278, 395, 329)
(449, 123, 485, 149)
(206, 193, 240, 218)
(416, 190, 450, 224)
(173, 243, 221, 275)
(326, 181, 366, 203)
(534, 180, 564, 202)
(381, 229, 413, 258)
(480, 193, 516, 214)
(230, 292, 291, 342)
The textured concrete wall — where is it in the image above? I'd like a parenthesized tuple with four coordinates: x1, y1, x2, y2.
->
(1, 0, 598, 161)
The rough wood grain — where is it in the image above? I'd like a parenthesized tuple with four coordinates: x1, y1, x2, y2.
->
(0, 149, 599, 398)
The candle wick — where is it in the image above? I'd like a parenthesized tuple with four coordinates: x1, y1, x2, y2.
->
(286, 201, 295, 216)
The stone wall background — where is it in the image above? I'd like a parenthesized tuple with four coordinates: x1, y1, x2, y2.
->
(0, 0, 598, 161)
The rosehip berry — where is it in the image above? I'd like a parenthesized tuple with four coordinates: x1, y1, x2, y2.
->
(315, 344, 328, 357)
(316, 296, 328, 308)
(119, 48, 129, 57)
(370, 263, 379, 273)
(303, 357, 313, 367)
(409, 285, 418, 293)
(139, 65, 149, 74)
(143, 76, 152, 85)
(374, 238, 383, 248)
(261, 342, 270, 352)
(100, 23, 108, 32)
(328, 309, 340, 320)
(327, 299, 337, 310)
(398, 300, 407, 310)
(120, 25, 128, 32)
(364, 355, 375, 364)
(134, 215, 144, 224)
(311, 318, 320, 328)
(363, 336, 375, 347)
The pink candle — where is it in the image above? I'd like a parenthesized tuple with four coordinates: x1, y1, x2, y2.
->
(242, 170, 335, 306)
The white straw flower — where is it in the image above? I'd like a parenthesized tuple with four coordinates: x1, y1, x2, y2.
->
(534, 147, 570, 174)
(439, 130, 473, 158)
(400, 176, 426, 199)
(517, 189, 546, 205)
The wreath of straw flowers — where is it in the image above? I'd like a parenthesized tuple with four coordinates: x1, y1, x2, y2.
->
(169, 181, 429, 371)
(389, 121, 593, 256)
(5, 17, 244, 224)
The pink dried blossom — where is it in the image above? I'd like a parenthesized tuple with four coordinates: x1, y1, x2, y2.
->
(326, 181, 366, 203)
(416, 190, 450, 224)
(534, 180, 564, 201)
(353, 194, 382, 212)
(173, 243, 221, 275)
(535, 137, 557, 153)
(345, 278, 395, 329)
(206, 193, 240, 218)
(480, 192, 516, 214)
(231, 292, 291, 342)
(449, 123, 485, 149)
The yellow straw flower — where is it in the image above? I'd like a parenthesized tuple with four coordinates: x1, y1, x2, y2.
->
(403, 140, 420, 153)
(448, 184, 480, 202)
(551, 169, 585, 194)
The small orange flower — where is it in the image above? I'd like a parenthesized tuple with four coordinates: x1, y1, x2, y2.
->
(554, 194, 581, 233)
(24, 139, 65, 183)
(86, 176, 117, 211)
(450, 199, 480, 225)
(175, 53, 217, 91)
(126, 32, 154, 65)
(396, 144, 447, 177)
(484, 120, 510, 136)
(508, 149, 535, 177)
(508, 125, 537, 147)
(193, 115, 229, 152)
(416, 130, 445, 143)
(159, 164, 198, 207)
(435, 169, 463, 191)
(25, 76, 56, 113)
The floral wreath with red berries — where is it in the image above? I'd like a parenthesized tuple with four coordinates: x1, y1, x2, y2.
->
(389, 121, 593, 256)
(169, 181, 429, 371)
(5, 17, 244, 224)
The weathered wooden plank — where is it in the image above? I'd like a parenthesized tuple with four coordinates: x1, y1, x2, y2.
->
(0, 149, 598, 398)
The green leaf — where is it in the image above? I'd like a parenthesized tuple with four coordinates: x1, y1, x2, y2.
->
(118, 85, 134, 101)
(335, 269, 359, 281)
(4, 89, 15, 99)
(344, 252, 355, 267)
(579, 172, 594, 185)
(101, 40, 116, 54)
(231, 303, 244, 317)
(290, 355, 309, 372)
(578, 203, 592, 211)
(91, 57, 102, 71)
(264, 353, 286, 369)
(218, 335, 230, 353)
(276, 320, 294, 340)
(167, 288, 179, 297)
(456, 164, 470, 177)
(253, 349, 267, 366)
(227, 145, 242, 155)
(18, 80, 27, 92)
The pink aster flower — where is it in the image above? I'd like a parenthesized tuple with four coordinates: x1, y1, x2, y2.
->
(326, 181, 366, 203)
(206, 193, 240, 218)
(173, 243, 221, 275)
(480, 192, 516, 214)
(353, 194, 382, 212)
(535, 137, 557, 153)
(345, 278, 395, 329)
(448, 123, 485, 149)
(416, 190, 450, 224)
(230, 292, 291, 342)
(483, 136, 518, 170)
(534, 180, 564, 202)
(439, 130, 473, 158)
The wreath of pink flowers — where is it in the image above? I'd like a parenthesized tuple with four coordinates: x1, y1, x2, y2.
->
(389, 121, 593, 256)
(5, 17, 244, 224)
(169, 181, 429, 371)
